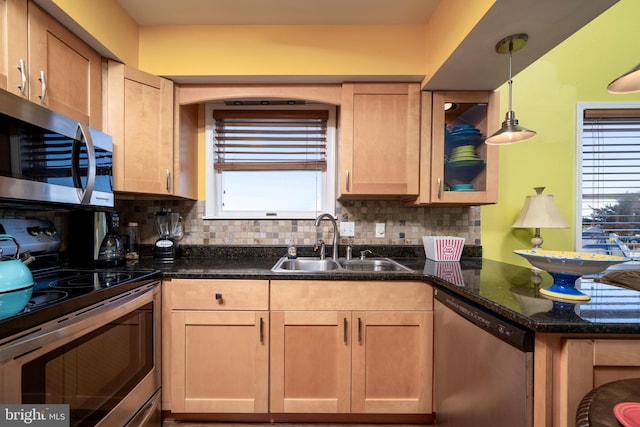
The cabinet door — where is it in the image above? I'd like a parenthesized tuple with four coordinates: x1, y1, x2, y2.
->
(106, 61, 174, 195)
(170, 310, 269, 413)
(0, 0, 28, 96)
(553, 339, 640, 427)
(426, 91, 499, 205)
(28, 2, 101, 127)
(270, 311, 351, 413)
(339, 83, 420, 199)
(351, 311, 433, 414)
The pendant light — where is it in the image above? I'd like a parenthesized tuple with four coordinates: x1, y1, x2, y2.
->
(607, 63, 640, 94)
(485, 34, 536, 145)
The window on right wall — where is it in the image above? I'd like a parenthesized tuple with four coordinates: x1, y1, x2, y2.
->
(577, 103, 640, 257)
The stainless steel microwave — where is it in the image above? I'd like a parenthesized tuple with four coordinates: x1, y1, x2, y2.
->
(0, 90, 113, 208)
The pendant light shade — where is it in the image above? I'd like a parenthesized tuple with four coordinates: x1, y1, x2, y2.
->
(607, 63, 640, 94)
(485, 34, 536, 145)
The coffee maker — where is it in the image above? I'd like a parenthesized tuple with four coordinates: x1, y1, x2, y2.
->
(69, 211, 126, 267)
(96, 211, 125, 267)
(154, 209, 183, 262)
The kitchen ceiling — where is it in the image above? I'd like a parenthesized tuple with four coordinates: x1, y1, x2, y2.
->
(114, 0, 620, 90)
(116, 0, 441, 26)
(36, 0, 620, 90)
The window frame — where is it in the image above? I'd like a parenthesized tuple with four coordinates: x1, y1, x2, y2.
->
(204, 102, 337, 220)
(575, 101, 640, 254)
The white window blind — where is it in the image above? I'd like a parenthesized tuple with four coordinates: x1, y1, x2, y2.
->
(579, 107, 640, 256)
(213, 110, 328, 171)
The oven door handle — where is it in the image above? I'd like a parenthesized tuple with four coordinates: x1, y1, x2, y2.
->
(0, 282, 158, 362)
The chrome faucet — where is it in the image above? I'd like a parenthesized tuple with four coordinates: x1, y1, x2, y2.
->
(314, 213, 339, 260)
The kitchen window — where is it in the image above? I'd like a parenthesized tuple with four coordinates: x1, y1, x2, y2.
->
(577, 103, 640, 257)
(204, 102, 336, 219)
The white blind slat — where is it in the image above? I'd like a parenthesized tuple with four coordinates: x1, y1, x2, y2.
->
(213, 110, 328, 171)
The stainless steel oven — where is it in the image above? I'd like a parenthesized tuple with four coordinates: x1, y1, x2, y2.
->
(0, 280, 161, 427)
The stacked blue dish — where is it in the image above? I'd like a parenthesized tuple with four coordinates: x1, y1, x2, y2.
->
(448, 123, 484, 147)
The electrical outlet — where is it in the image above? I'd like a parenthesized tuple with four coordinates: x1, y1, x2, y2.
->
(375, 223, 385, 238)
(340, 222, 355, 237)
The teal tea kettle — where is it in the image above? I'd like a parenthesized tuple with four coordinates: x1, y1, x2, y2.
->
(0, 234, 34, 319)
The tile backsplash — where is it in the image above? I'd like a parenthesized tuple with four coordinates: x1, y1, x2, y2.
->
(114, 199, 480, 248)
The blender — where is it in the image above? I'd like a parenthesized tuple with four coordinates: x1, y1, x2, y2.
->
(154, 209, 183, 262)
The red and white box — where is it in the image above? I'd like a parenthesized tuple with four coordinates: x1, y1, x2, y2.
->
(422, 236, 465, 262)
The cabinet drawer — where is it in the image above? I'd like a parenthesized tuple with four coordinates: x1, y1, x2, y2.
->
(593, 339, 640, 366)
(169, 279, 269, 310)
(271, 280, 432, 311)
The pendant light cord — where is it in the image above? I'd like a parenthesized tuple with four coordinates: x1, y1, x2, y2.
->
(508, 39, 513, 113)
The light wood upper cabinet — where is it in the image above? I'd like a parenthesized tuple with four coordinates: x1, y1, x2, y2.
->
(0, 0, 101, 128)
(339, 83, 421, 199)
(166, 279, 269, 414)
(270, 280, 433, 415)
(411, 91, 499, 206)
(105, 61, 175, 195)
(0, 0, 28, 95)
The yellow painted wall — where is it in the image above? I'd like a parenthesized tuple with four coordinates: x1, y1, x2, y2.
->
(50, 0, 139, 66)
(138, 24, 426, 78)
(481, 0, 640, 266)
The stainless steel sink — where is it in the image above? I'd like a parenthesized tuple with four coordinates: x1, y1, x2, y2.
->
(339, 258, 413, 272)
(271, 257, 342, 272)
(271, 256, 412, 273)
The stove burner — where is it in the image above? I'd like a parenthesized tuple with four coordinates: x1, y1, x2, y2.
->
(52, 272, 134, 289)
(26, 290, 68, 308)
(39, 272, 84, 289)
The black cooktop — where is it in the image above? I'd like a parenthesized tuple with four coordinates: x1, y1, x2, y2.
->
(0, 268, 161, 340)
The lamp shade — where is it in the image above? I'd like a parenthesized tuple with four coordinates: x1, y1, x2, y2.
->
(607, 63, 640, 94)
(485, 111, 536, 145)
(512, 187, 569, 229)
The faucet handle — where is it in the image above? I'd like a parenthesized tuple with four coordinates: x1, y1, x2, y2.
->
(360, 249, 373, 260)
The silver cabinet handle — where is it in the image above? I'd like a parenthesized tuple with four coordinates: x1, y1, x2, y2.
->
(165, 169, 171, 192)
(38, 70, 47, 104)
(437, 177, 443, 200)
(345, 169, 350, 192)
(17, 59, 27, 95)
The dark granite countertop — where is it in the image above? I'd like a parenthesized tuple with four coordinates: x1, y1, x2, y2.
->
(126, 246, 640, 335)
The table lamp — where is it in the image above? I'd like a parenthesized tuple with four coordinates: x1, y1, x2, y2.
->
(512, 187, 569, 248)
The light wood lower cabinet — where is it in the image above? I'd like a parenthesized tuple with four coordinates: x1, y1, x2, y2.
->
(535, 335, 640, 427)
(166, 279, 269, 414)
(270, 280, 433, 414)
(270, 310, 352, 413)
(165, 279, 433, 416)
(351, 310, 432, 414)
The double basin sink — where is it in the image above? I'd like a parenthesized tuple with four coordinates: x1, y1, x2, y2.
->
(271, 256, 413, 273)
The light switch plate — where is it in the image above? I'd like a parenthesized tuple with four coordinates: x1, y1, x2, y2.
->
(375, 223, 385, 238)
(340, 222, 355, 237)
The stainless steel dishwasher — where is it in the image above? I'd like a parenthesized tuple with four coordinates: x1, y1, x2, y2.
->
(434, 287, 534, 427)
